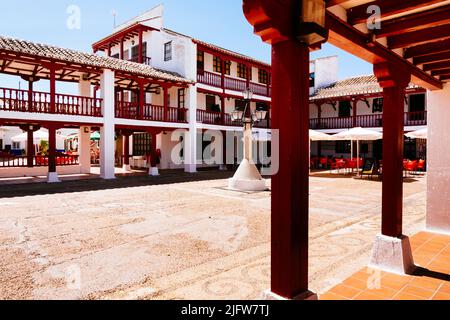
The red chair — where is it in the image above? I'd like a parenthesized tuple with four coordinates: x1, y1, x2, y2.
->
(417, 160, 426, 172)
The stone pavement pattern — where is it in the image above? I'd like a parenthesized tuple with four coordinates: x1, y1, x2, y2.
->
(0, 172, 428, 300)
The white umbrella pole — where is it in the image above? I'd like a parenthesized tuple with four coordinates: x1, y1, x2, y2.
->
(357, 140, 360, 176)
(351, 139, 354, 174)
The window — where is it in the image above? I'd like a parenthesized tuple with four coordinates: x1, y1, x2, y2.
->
(164, 41, 172, 61)
(258, 69, 269, 84)
(309, 73, 315, 88)
(336, 141, 351, 154)
(237, 63, 248, 79)
(0, 139, 3, 150)
(133, 133, 152, 157)
(409, 94, 426, 121)
(224, 61, 231, 75)
(12, 142, 20, 150)
(111, 53, 120, 59)
(213, 56, 222, 73)
(206, 95, 220, 112)
(235, 99, 247, 111)
(178, 89, 185, 108)
(338, 101, 351, 118)
(197, 51, 204, 71)
(373, 98, 383, 113)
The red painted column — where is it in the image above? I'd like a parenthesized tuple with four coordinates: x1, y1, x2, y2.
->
(28, 80, 34, 113)
(271, 40, 311, 298)
(27, 129, 34, 168)
(375, 63, 411, 238)
(138, 81, 145, 120)
(138, 28, 144, 64)
(163, 86, 169, 122)
(220, 95, 226, 125)
(120, 38, 124, 60)
(220, 59, 225, 90)
(123, 134, 130, 166)
(352, 99, 358, 127)
(246, 64, 251, 89)
(48, 125, 57, 173)
(50, 65, 56, 114)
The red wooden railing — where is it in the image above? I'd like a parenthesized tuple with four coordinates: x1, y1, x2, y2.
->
(116, 102, 187, 123)
(197, 71, 222, 87)
(310, 111, 427, 130)
(224, 77, 247, 92)
(197, 71, 272, 97)
(0, 87, 102, 117)
(197, 109, 223, 125)
(0, 155, 79, 168)
(128, 56, 152, 66)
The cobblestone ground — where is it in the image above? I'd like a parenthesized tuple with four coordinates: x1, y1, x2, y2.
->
(0, 171, 427, 300)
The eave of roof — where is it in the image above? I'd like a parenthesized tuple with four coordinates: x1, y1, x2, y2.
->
(0, 35, 192, 84)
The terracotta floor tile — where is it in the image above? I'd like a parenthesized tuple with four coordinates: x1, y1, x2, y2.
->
(342, 277, 370, 291)
(319, 292, 348, 300)
(409, 277, 444, 292)
(354, 291, 387, 300)
(438, 284, 450, 294)
(329, 284, 362, 299)
(363, 287, 398, 299)
(399, 285, 435, 299)
(433, 292, 450, 300)
(393, 292, 423, 300)
(427, 263, 450, 274)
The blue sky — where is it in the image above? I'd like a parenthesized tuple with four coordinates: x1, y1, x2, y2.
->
(0, 0, 372, 90)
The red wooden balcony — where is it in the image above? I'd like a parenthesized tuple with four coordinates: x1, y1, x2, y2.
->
(0, 87, 102, 117)
(115, 101, 187, 123)
(310, 111, 427, 130)
(0, 155, 79, 168)
(197, 71, 271, 97)
(197, 109, 270, 128)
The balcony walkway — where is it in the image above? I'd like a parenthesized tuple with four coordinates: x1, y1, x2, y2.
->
(321, 231, 450, 300)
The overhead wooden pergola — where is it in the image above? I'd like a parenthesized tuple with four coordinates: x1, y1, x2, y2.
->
(243, 0, 449, 300)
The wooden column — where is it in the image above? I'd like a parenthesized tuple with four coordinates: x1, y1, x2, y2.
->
(139, 28, 144, 64)
(122, 131, 132, 167)
(220, 95, 226, 125)
(220, 59, 225, 90)
(163, 86, 169, 122)
(352, 99, 358, 127)
(138, 81, 145, 120)
(270, 40, 311, 298)
(375, 63, 411, 238)
(49, 65, 56, 114)
(120, 38, 124, 60)
(246, 64, 251, 89)
(28, 80, 34, 112)
(48, 125, 58, 174)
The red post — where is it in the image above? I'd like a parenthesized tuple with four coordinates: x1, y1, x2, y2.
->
(220, 58, 225, 90)
(123, 133, 131, 166)
(120, 38, 124, 60)
(27, 129, 34, 168)
(352, 99, 358, 127)
(138, 81, 145, 120)
(48, 125, 57, 173)
(50, 65, 56, 114)
(163, 86, 169, 122)
(138, 28, 144, 64)
(246, 64, 251, 89)
(28, 80, 33, 113)
(220, 95, 226, 125)
(375, 63, 411, 238)
(270, 40, 311, 298)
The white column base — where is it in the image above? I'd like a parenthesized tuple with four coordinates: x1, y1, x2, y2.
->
(122, 164, 132, 172)
(47, 172, 61, 184)
(100, 173, 116, 180)
(262, 290, 318, 301)
(184, 164, 197, 173)
(149, 167, 159, 176)
(369, 234, 416, 275)
(228, 159, 266, 192)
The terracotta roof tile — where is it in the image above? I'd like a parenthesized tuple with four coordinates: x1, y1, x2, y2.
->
(0, 35, 192, 84)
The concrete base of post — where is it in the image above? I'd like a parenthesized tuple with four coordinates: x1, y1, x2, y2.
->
(149, 167, 159, 176)
(228, 159, 266, 192)
(369, 234, 416, 275)
(219, 164, 228, 171)
(122, 164, 131, 172)
(262, 290, 318, 301)
(47, 172, 60, 184)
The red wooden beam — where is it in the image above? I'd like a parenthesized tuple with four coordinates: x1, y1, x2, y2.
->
(348, 0, 444, 25)
(431, 68, 450, 76)
(326, 0, 352, 8)
(388, 24, 450, 49)
(440, 75, 450, 81)
(413, 51, 450, 65)
(423, 60, 450, 72)
(375, 5, 450, 38)
(404, 39, 450, 59)
(325, 11, 442, 90)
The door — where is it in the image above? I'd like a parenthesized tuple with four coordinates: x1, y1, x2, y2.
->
(373, 140, 383, 161)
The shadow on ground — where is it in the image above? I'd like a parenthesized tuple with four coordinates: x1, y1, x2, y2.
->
(0, 169, 235, 199)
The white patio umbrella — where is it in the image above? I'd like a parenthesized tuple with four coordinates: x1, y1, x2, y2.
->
(309, 130, 334, 171)
(406, 128, 427, 140)
(11, 129, 51, 143)
(333, 127, 382, 174)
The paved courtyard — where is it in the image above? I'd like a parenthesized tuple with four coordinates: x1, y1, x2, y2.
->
(0, 171, 428, 300)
